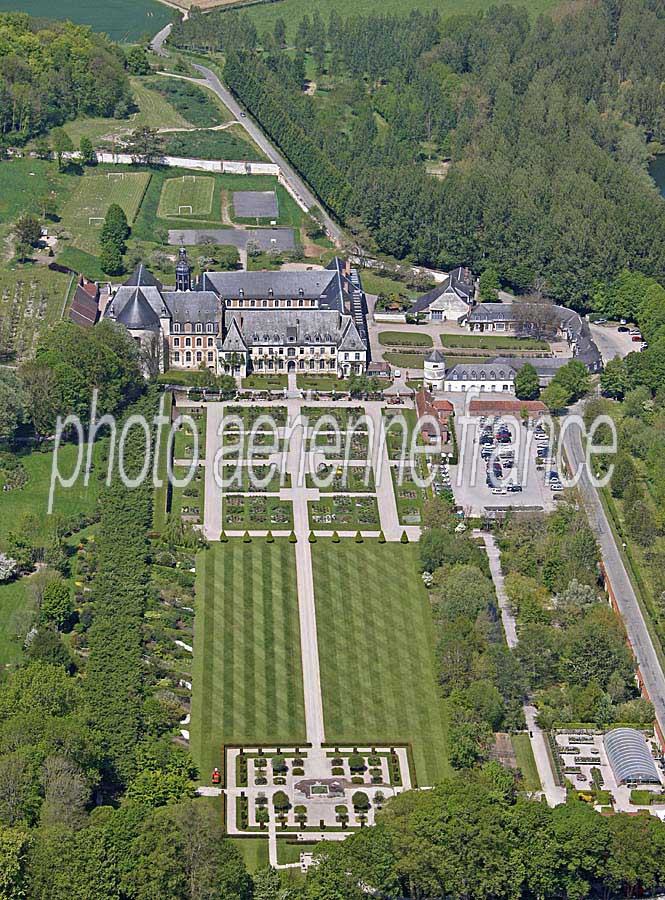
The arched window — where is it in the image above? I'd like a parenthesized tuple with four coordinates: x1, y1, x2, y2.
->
(196, 323, 202, 333)
(196, 337, 202, 347)
(173, 337, 180, 347)
(173, 323, 181, 333)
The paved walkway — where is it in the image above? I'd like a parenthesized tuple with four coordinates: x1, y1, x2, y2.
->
(479, 531, 565, 806)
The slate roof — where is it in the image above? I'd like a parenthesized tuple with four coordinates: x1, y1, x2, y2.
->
(163, 291, 220, 327)
(491, 357, 568, 377)
(410, 266, 474, 314)
(425, 348, 446, 364)
(446, 359, 516, 381)
(467, 304, 516, 322)
(202, 269, 343, 309)
(220, 318, 247, 353)
(224, 309, 365, 349)
(338, 319, 365, 352)
(68, 278, 99, 328)
(115, 288, 160, 330)
(124, 264, 163, 291)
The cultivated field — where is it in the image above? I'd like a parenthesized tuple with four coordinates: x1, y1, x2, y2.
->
(240, 0, 560, 39)
(60, 172, 152, 254)
(158, 175, 215, 218)
(0, 0, 173, 42)
(311, 540, 451, 785)
(190, 540, 307, 775)
(0, 268, 73, 363)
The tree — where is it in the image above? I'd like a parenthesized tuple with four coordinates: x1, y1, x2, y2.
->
(541, 380, 570, 411)
(38, 194, 58, 220)
(0, 370, 28, 441)
(51, 128, 73, 171)
(39, 579, 73, 630)
(0, 554, 17, 583)
(601, 356, 628, 399)
(513, 297, 558, 341)
(253, 866, 283, 900)
(272, 791, 290, 812)
(40, 756, 88, 830)
(126, 45, 151, 75)
(123, 126, 163, 165)
(351, 791, 370, 811)
(478, 266, 500, 302)
(514, 363, 540, 400)
(100, 204, 130, 250)
(100, 240, 124, 276)
(0, 825, 31, 899)
(273, 18, 287, 47)
(14, 215, 41, 248)
(79, 136, 95, 166)
(611, 452, 636, 498)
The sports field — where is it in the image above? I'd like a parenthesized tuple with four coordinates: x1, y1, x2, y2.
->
(190, 541, 306, 775)
(60, 172, 151, 254)
(0, 0, 173, 42)
(311, 540, 451, 785)
(157, 175, 215, 218)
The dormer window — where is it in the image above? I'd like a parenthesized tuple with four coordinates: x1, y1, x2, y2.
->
(185, 322, 192, 333)
(239, 289, 244, 298)
(196, 323, 203, 333)
(207, 322, 214, 332)
(173, 323, 181, 333)
(268, 288, 273, 297)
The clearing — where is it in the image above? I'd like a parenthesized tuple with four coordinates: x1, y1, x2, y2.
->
(157, 175, 216, 218)
(190, 540, 307, 776)
(60, 172, 152, 254)
(311, 540, 451, 785)
(0, 267, 73, 363)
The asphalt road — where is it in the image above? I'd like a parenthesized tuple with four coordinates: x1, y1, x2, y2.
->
(190, 63, 344, 246)
(563, 417, 665, 737)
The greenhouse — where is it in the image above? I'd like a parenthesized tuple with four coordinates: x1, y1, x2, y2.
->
(604, 728, 660, 785)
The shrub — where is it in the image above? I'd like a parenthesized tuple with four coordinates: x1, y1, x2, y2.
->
(220, 531, 228, 543)
(294, 805, 307, 819)
(266, 530, 274, 543)
(332, 767, 344, 775)
(348, 753, 365, 772)
(243, 530, 251, 543)
(292, 767, 305, 776)
(273, 790, 290, 811)
(400, 530, 409, 543)
(374, 790, 385, 806)
(332, 530, 340, 543)
(367, 755, 381, 766)
(352, 791, 370, 811)
(293, 757, 304, 767)
(255, 807, 269, 825)
(351, 776, 364, 784)
(273, 776, 286, 785)
(335, 804, 349, 817)
(371, 774, 382, 784)
(255, 776, 267, 785)
(309, 531, 317, 543)
(255, 757, 267, 768)
(378, 530, 386, 543)
(272, 754, 287, 773)
(355, 530, 363, 543)
(369, 767, 382, 777)
(289, 530, 297, 543)
(331, 757, 343, 766)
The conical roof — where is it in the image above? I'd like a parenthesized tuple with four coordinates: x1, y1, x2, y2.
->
(425, 348, 446, 364)
(124, 264, 163, 291)
(116, 288, 160, 329)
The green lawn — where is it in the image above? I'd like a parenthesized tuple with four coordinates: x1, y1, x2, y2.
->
(383, 351, 426, 369)
(229, 838, 269, 874)
(378, 331, 433, 347)
(311, 540, 451, 785)
(361, 271, 416, 299)
(242, 374, 287, 390)
(0, 443, 104, 548)
(147, 75, 230, 128)
(190, 541, 306, 776)
(511, 733, 541, 791)
(297, 375, 350, 392)
(157, 175, 215, 219)
(0, 578, 31, 668)
(440, 333, 549, 351)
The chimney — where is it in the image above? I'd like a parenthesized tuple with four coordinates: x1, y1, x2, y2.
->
(344, 258, 351, 276)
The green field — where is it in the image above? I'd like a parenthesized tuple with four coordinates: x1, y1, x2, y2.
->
(157, 175, 215, 218)
(240, 0, 560, 40)
(148, 76, 230, 128)
(311, 540, 451, 785)
(0, 0, 173, 42)
(0, 578, 31, 667)
(511, 733, 541, 792)
(162, 126, 266, 163)
(60, 172, 151, 253)
(378, 331, 433, 347)
(0, 267, 73, 363)
(64, 77, 191, 147)
(190, 541, 306, 775)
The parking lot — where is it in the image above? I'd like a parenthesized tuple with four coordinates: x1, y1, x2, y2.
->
(449, 414, 558, 516)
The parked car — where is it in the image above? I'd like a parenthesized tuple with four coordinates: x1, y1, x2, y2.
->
(492, 487, 507, 495)
(551, 483, 563, 492)
(631, 334, 643, 342)
(507, 484, 523, 492)
(618, 325, 630, 332)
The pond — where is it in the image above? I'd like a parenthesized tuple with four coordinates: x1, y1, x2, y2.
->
(0, 0, 175, 42)
(649, 154, 665, 197)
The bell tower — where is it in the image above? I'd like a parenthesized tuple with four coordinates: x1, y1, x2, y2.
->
(175, 247, 192, 292)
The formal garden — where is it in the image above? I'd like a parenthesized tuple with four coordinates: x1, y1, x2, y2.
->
(222, 495, 293, 530)
(308, 496, 379, 529)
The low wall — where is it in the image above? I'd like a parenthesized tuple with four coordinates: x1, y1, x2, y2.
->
(60, 150, 280, 177)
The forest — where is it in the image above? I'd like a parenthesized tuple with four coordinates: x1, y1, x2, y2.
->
(0, 13, 131, 144)
(171, 0, 665, 308)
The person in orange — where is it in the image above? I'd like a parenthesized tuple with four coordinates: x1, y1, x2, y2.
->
(211, 767, 221, 784)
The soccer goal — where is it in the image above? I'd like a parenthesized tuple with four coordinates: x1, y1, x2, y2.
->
(107, 171, 125, 180)
(178, 205, 193, 215)
(182, 174, 196, 182)
(88, 216, 104, 225)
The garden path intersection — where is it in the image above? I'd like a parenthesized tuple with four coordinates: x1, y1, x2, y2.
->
(196, 397, 418, 866)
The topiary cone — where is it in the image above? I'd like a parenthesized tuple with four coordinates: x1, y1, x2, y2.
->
(220, 530, 228, 543)
(266, 530, 274, 543)
(243, 530, 251, 543)
(332, 530, 340, 543)
(308, 531, 317, 543)
(289, 530, 297, 543)
(378, 530, 386, 544)
(355, 530, 363, 543)
(400, 530, 409, 543)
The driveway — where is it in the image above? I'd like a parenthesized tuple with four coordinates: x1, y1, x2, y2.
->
(590, 323, 637, 363)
